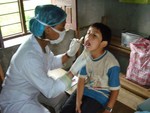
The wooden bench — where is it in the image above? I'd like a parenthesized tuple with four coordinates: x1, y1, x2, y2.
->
(120, 74, 150, 99)
(118, 74, 149, 111)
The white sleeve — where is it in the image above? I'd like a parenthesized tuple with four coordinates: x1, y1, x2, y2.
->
(22, 55, 70, 98)
(48, 51, 63, 70)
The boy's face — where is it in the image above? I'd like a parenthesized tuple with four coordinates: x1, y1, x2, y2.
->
(84, 26, 105, 53)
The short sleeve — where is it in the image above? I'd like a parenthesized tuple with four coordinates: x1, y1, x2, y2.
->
(79, 66, 87, 78)
(107, 66, 120, 90)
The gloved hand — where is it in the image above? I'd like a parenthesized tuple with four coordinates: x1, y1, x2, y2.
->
(69, 49, 89, 75)
(67, 37, 84, 57)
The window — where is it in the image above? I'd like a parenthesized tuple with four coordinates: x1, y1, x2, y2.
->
(51, 0, 77, 31)
(0, 0, 51, 48)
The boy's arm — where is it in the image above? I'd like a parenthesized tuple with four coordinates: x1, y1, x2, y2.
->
(104, 65, 120, 113)
(69, 49, 88, 75)
(76, 77, 85, 113)
(103, 90, 119, 113)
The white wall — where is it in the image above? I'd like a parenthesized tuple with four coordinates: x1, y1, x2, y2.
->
(78, 0, 150, 37)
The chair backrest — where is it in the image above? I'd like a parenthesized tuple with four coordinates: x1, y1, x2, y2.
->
(0, 64, 4, 91)
(0, 45, 19, 91)
(0, 45, 19, 74)
(0, 64, 4, 81)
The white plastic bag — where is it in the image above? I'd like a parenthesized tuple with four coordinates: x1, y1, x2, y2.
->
(126, 38, 150, 86)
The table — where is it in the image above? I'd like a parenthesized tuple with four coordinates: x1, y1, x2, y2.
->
(47, 68, 77, 95)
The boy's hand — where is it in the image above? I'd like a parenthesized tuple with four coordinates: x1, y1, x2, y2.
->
(76, 101, 82, 113)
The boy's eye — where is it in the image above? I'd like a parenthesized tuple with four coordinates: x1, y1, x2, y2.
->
(86, 31, 98, 38)
(93, 34, 97, 37)
(92, 33, 98, 38)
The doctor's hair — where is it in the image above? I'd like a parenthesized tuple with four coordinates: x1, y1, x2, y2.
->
(91, 22, 112, 50)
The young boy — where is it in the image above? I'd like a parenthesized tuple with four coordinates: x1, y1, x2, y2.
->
(60, 23, 120, 113)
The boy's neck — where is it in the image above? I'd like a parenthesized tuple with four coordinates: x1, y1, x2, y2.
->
(91, 49, 105, 59)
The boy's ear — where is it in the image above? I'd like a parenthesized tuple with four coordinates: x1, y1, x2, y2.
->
(101, 41, 108, 48)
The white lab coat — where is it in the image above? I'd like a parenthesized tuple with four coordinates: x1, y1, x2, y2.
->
(0, 35, 70, 113)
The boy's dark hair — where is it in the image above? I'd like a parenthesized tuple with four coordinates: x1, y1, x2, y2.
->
(91, 23, 112, 50)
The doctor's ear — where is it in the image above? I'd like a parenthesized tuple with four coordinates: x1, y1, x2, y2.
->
(45, 26, 59, 39)
(45, 26, 54, 34)
(45, 26, 52, 32)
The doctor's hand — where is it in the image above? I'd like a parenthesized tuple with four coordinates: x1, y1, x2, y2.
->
(66, 37, 84, 57)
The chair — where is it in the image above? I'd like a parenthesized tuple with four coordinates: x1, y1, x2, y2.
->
(0, 64, 4, 91)
(0, 64, 4, 113)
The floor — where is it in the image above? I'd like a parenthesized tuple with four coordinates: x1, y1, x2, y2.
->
(97, 101, 135, 113)
(112, 101, 135, 113)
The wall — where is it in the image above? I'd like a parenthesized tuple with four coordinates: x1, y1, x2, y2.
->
(104, 0, 150, 37)
(78, 0, 150, 37)
(77, 0, 105, 28)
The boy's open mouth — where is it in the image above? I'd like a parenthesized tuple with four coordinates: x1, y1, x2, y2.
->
(84, 41, 91, 48)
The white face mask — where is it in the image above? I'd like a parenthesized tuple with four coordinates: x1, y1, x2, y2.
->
(35, 18, 66, 44)
(50, 27, 66, 44)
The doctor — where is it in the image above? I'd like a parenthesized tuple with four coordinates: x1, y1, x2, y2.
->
(0, 4, 83, 113)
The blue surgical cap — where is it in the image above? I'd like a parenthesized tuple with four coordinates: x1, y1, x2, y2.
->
(29, 5, 67, 37)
